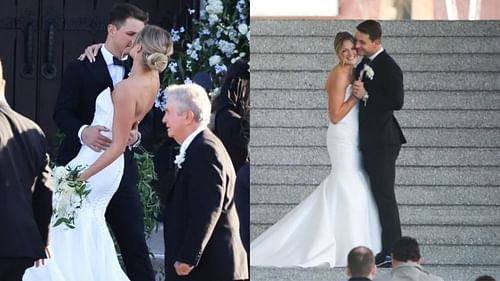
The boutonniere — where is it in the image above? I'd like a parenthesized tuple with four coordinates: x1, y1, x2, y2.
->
(174, 152, 185, 169)
(363, 64, 375, 80)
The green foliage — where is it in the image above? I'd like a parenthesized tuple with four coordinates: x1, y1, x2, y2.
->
(134, 146, 161, 239)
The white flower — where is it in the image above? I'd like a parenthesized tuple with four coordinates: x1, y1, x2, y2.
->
(218, 40, 236, 57)
(215, 63, 227, 74)
(155, 89, 167, 111)
(238, 23, 248, 35)
(53, 166, 68, 182)
(174, 152, 185, 168)
(168, 61, 178, 73)
(209, 55, 222, 66)
(363, 64, 375, 80)
(188, 9, 195, 15)
(184, 77, 193, 84)
(208, 14, 220, 26)
(206, 0, 223, 14)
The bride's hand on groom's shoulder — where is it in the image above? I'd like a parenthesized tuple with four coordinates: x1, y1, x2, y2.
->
(77, 43, 103, 63)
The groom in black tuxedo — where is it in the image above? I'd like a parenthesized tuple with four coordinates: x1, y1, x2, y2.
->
(352, 20, 407, 267)
(0, 58, 53, 280)
(161, 84, 248, 281)
(53, 4, 155, 281)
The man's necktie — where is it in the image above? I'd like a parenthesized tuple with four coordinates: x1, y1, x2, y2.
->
(113, 57, 125, 66)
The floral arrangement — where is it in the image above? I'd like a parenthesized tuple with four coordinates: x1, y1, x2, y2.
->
(159, 0, 249, 107)
(52, 165, 91, 229)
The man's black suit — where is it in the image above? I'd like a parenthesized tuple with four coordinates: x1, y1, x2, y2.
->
(0, 102, 52, 280)
(163, 130, 248, 281)
(53, 51, 155, 281)
(355, 50, 407, 256)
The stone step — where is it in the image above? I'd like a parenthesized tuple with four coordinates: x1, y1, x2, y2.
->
(251, 166, 499, 186)
(252, 53, 500, 72)
(146, 224, 164, 255)
(251, 224, 500, 247)
(250, 266, 500, 281)
(251, 128, 500, 147)
(252, 35, 500, 54)
(249, 244, 500, 265)
(251, 185, 500, 206)
(251, 205, 500, 227)
(253, 70, 500, 91)
(251, 147, 500, 166)
(252, 20, 500, 37)
(251, 90, 500, 110)
(252, 108, 500, 128)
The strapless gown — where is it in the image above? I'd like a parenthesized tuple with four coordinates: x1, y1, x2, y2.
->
(250, 85, 382, 267)
(24, 88, 129, 280)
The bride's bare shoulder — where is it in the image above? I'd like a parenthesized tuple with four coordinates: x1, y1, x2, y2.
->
(326, 65, 351, 88)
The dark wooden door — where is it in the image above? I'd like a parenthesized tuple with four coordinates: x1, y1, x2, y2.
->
(0, 0, 197, 156)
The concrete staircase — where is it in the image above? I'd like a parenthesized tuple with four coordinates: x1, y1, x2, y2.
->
(250, 20, 500, 281)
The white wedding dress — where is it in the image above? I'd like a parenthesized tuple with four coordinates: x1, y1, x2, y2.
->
(24, 88, 129, 281)
(250, 85, 381, 267)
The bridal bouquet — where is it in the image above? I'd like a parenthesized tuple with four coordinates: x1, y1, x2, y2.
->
(52, 165, 91, 229)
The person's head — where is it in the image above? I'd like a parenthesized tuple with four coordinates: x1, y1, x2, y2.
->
(106, 3, 149, 56)
(475, 275, 496, 281)
(391, 236, 421, 265)
(128, 25, 173, 72)
(347, 246, 377, 279)
(162, 84, 211, 144)
(215, 59, 250, 115)
(355, 20, 382, 57)
(334, 32, 357, 66)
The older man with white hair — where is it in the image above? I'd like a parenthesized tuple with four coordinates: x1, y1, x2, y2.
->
(161, 84, 248, 281)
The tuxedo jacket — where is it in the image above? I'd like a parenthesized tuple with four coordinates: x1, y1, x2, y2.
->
(0, 102, 53, 260)
(53, 50, 153, 190)
(163, 129, 248, 281)
(355, 50, 407, 150)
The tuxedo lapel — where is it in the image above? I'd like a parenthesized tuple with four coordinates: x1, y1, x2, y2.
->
(88, 51, 114, 91)
(165, 131, 205, 199)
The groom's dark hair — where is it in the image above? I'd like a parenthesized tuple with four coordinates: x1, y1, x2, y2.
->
(356, 20, 382, 41)
(109, 3, 149, 28)
(347, 246, 375, 277)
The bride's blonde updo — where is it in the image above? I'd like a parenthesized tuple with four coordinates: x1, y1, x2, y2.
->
(134, 25, 173, 72)
(333, 31, 355, 56)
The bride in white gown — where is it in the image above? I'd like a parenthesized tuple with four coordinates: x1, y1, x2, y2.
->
(23, 25, 173, 281)
(250, 32, 381, 267)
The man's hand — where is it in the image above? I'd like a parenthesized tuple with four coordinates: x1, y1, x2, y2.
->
(174, 261, 194, 276)
(352, 79, 366, 100)
(81, 125, 111, 152)
(77, 43, 103, 63)
(34, 246, 52, 267)
(127, 124, 140, 146)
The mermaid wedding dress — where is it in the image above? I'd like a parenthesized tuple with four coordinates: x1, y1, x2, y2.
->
(250, 85, 382, 267)
(24, 88, 129, 281)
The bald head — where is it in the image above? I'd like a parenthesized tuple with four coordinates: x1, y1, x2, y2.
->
(347, 246, 376, 278)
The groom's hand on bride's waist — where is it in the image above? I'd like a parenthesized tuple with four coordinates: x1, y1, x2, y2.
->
(82, 125, 111, 152)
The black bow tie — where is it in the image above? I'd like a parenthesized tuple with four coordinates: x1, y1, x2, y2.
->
(113, 57, 126, 66)
(361, 57, 371, 65)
